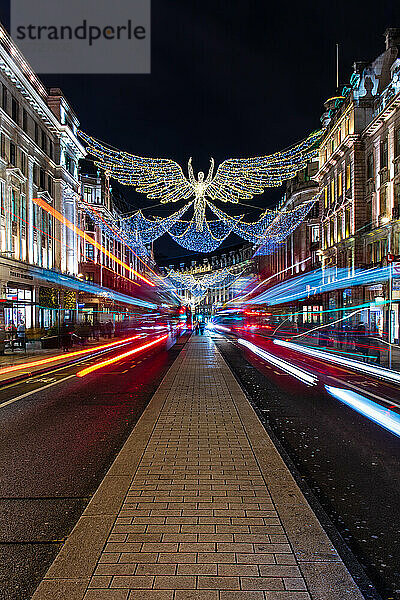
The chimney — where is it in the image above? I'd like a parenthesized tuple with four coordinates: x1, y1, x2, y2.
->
(384, 28, 400, 50)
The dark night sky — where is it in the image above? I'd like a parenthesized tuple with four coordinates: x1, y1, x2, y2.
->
(2, 0, 400, 262)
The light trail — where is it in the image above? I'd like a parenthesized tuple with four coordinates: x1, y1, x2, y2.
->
(275, 339, 400, 385)
(76, 334, 168, 377)
(33, 197, 155, 286)
(238, 338, 318, 386)
(0, 335, 142, 376)
(209, 324, 231, 333)
(325, 385, 400, 438)
(227, 257, 311, 304)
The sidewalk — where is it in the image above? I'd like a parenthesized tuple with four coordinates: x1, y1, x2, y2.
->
(31, 336, 365, 600)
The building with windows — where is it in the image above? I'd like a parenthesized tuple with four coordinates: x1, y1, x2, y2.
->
(77, 169, 158, 323)
(253, 161, 321, 326)
(0, 24, 162, 339)
(0, 24, 85, 331)
(316, 28, 400, 342)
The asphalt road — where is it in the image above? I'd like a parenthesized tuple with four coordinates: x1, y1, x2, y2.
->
(212, 332, 400, 600)
(0, 331, 190, 600)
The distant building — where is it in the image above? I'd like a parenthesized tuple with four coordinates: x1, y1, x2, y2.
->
(161, 243, 254, 318)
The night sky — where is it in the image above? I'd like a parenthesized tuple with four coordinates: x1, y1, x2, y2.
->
(2, 0, 400, 262)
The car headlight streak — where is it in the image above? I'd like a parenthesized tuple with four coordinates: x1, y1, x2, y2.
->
(275, 340, 400, 385)
(238, 338, 318, 386)
(325, 386, 400, 438)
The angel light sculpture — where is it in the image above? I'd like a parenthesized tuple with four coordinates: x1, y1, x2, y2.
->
(78, 129, 321, 232)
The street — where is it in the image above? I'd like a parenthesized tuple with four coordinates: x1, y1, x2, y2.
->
(212, 331, 400, 600)
(0, 332, 189, 600)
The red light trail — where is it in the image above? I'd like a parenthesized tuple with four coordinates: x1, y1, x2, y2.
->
(0, 335, 141, 376)
(76, 334, 169, 377)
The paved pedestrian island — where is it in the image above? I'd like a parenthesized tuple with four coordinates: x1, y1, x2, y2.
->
(32, 337, 365, 600)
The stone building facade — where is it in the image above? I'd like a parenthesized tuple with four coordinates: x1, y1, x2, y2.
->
(0, 24, 160, 336)
(316, 28, 400, 342)
(0, 24, 85, 330)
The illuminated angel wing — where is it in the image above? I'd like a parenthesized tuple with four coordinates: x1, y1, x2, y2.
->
(78, 131, 193, 203)
(206, 130, 322, 203)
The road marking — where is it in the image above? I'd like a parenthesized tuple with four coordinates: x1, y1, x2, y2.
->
(0, 375, 76, 410)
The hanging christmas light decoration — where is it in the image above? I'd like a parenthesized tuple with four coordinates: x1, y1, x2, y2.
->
(78, 129, 322, 254)
(78, 129, 321, 206)
(163, 266, 248, 305)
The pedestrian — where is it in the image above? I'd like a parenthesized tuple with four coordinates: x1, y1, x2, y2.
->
(60, 322, 72, 352)
(17, 321, 26, 349)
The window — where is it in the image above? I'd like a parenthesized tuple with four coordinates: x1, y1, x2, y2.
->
(330, 178, 335, 204)
(49, 139, 54, 161)
(65, 153, 75, 176)
(85, 216, 95, 232)
(1, 84, 7, 111)
(21, 194, 26, 227)
(367, 152, 374, 180)
(380, 138, 388, 169)
(85, 243, 95, 261)
(311, 225, 320, 242)
(394, 183, 400, 218)
(323, 186, 328, 209)
(345, 206, 351, 237)
(11, 97, 19, 124)
(346, 163, 351, 190)
(33, 164, 38, 185)
(345, 117, 349, 136)
(39, 168, 46, 190)
(20, 151, 26, 175)
(367, 243, 372, 264)
(83, 186, 92, 203)
(380, 186, 387, 216)
(22, 108, 28, 133)
(9, 142, 16, 166)
(34, 122, 39, 144)
(47, 174, 53, 196)
(395, 128, 400, 159)
(11, 189, 17, 222)
(338, 171, 343, 197)
(41, 129, 46, 153)
(0, 179, 5, 216)
(0, 133, 5, 159)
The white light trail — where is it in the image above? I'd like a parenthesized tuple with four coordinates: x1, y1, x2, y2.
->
(325, 385, 400, 438)
(238, 338, 318, 386)
(275, 340, 400, 385)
